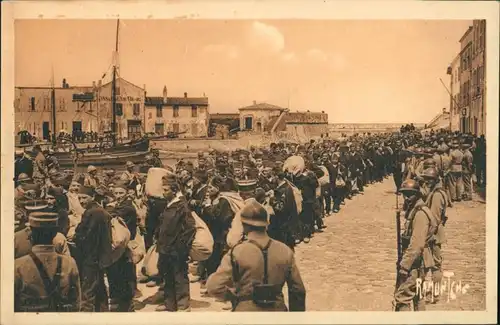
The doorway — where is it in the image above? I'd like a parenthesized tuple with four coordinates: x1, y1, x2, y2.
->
(42, 121, 50, 140)
(72, 121, 82, 132)
(127, 120, 142, 140)
(245, 116, 253, 130)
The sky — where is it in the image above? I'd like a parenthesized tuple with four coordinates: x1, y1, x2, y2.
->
(15, 19, 472, 123)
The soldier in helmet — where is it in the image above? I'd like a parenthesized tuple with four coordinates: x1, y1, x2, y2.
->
(421, 167, 448, 303)
(394, 179, 439, 311)
(448, 141, 464, 202)
(461, 142, 474, 201)
(83, 165, 100, 189)
(206, 198, 306, 312)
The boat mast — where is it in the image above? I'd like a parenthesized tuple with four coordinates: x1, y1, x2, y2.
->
(51, 65, 57, 145)
(111, 19, 120, 147)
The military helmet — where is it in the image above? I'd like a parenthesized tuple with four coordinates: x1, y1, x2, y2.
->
(399, 179, 420, 194)
(422, 167, 439, 180)
(423, 158, 436, 169)
(17, 173, 31, 182)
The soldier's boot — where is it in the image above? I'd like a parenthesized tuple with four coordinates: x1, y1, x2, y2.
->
(394, 303, 411, 312)
(413, 296, 426, 311)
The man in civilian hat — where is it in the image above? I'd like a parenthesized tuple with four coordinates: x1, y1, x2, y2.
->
(461, 142, 474, 201)
(189, 169, 209, 217)
(103, 179, 138, 311)
(268, 170, 299, 250)
(74, 185, 114, 312)
(14, 210, 81, 312)
(155, 173, 196, 312)
(206, 198, 306, 312)
(448, 141, 464, 202)
(257, 160, 277, 193)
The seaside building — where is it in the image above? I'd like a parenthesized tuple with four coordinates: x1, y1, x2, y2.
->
(144, 86, 209, 137)
(448, 19, 486, 135)
(14, 79, 94, 140)
(14, 78, 209, 140)
(447, 54, 461, 132)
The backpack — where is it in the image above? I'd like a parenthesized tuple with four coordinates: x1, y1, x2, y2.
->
(28, 253, 70, 312)
(110, 216, 131, 264)
(229, 239, 282, 310)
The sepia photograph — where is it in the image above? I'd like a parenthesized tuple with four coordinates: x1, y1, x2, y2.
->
(1, 1, 498, 324)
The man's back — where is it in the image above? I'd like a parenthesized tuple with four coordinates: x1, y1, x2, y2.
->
(15, 245, 81, 312)
(207, 234, 306, 311)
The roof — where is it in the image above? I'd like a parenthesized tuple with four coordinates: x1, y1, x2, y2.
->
(15, 86, 93, 90)
(459, 26, 473, 43)
(145, 96, 208, 106)
(209, 113, 240, 119)
(100, 77, 144, 90)
(238, 102, 286, 111)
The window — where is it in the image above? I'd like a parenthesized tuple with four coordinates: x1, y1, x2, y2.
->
(115, 87, 121, 96)
(58, 98, 67, 112)
(173, 105, 179, 118)
(172, 123, 179, 133)
(191, 123, 198, 136)
(116, 103, 123, 116)
(156, 105, 163, 118)
(191, 105, 198, 118)
(30, 97, 35, 111)
(155, 123, 165, 135)
(133, 103, 140, 116)
(14, 97, 21, 112)
(43, 96, 50, 111)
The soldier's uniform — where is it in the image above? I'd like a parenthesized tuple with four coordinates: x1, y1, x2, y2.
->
(461, 143, 474, 201)
(423, 172, 448, 301)
(14, 211, 81, 312)
(448, 142, 464, 201)
(206, 199, 306, 312)
(83, 165, 100, 189)
(394, 181, 439, 312)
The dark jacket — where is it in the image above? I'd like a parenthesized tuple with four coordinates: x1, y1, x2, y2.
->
(202, 197, 235, 244)
(74, 202, 113, 269)
(156, 194, 196, 257)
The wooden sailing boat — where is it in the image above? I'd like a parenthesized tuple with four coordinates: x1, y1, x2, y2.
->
(52, 19, 150, 168)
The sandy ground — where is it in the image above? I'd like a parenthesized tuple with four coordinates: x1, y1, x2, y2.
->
(133, 176, 486, 312)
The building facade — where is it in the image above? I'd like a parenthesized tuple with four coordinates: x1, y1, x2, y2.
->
(447, 54, 461, 132)
(15, 78, 211, 140)
(14, 83, 94, 140)
(238, 102, 286, 133)
(455, 20, 486, 135)
(471, 19, 486, 136)
(144, 87, 209, 137)
(96, 77, 146, 140)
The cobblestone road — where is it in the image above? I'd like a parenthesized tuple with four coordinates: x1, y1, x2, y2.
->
(134, 176, 486, 312)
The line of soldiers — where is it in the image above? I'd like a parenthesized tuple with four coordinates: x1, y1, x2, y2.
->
(392, 131, 484, 311)
(13, 128, 485, 312)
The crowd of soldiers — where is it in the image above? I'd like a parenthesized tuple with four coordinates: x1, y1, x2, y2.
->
(13, 127, 486, 312)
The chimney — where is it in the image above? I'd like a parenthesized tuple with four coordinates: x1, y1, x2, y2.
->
(92, 81, 96, 89)
(163, 86, 168, 103)
(184, 92, 188, 98)
(253, 100, 257, 105)
(98, 80, 102, 88)
(62, 78, 66, 88)
(443, 107, 447, 114)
